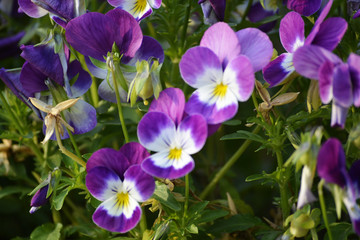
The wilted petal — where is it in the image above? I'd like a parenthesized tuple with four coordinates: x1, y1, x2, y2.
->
(119, 142, 150, 165)
(263, 53, 294, 87)
(236, 28, 273, 72)
(67, 61, 92, 98)
(180, 46, 222, 89)
(331, 101, 349, 128)
(29, 97, 51, 113)
(87, 148, 130, 178)
(178, 114, 207, 154)
(21, 44, 64, 86)
(293, 45, 341, 80)
(18, 0, 48, 18)
(149, 88, 185, 126)
(141, 151, 194, 179)
(86, 166, 122, 201)
(311, 18, 348, 51)
(200, 22, 241, 68)
(137, 112, 176, 152)
(348, 53, 360, 107)
(185, 88, 238, 124)
(66, 12, 116, 61)
(123, 165, 155, 202)
(54, 98, 79, 112)
(286, 0, 322, 16)
(42, 115, 56, 144)
(280, 12, 305, 53)
(297, 165, 316, 209)
(332, 64, 352, 108)
(93, 195, 141, 233)
(317, 138, 347, 187)
(318, 61, 334, 104)
(223, 55, 254, 101)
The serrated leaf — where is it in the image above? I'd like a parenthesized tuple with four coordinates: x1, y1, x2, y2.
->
(152, 182, 181, 212)
(30, 223, 62, 240)
(220, 130, 265, 143)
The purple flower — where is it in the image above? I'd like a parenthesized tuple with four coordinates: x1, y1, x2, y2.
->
(85, 142, 155, 233)
(263, 0, 347, 87)
(19, 42, 97, 139)
(293, 45, 360, 128)
(107, 0, 162, 21)
(198, 0, 225, 25)
(29, 185, 50, 214)
(285, 0, 322, 16)
(137, 88, 208, 179)
(180, 22, 272, 124)
(248, 2, 277, 32)
(66, 9, 164, 103)
(317, 138, 360, 235)
(18, 0, 84, 27)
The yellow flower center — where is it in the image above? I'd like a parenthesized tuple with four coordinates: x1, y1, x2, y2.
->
(132, 0, 147, 15)
(213, 83, 228, 98)
(116, 192, 130, 209)
(168, 148, 182, 160)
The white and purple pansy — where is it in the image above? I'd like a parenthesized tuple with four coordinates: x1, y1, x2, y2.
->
(293, 45, 360, 128)
(317, 138, 360, 235)
(18, 0, 84, 27)
(107, 0, 162, 21)
(66, 9, 164, 103)
(263, 0, 347, 87)
(19, 43, 97, 140)
(86, 142, 155, 233)
(180, 22, 273, 124)
(29, 184, 50, 214)
(138, 88, 208, 179)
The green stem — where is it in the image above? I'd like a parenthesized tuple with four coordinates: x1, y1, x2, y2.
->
(0, 91, 25, 135)
(55, 125, 86, 167)
(26, 140, 45, 163)
(180, 0, 192, 49)
(66, 130, 82, 158)
(110, 64, 130, 143)
(200, 125, 261, 199)
(276, 150, 290, 220)
(318, 179, 333, 240)
(140, 208, 147, 233)
(237, 0, 253, 28)
(77, 54, 99, 108)
(52, 208, 62, 224)
(183, 174, 190, 225)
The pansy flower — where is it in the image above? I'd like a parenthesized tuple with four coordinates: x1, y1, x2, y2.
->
(293, 45, 360, 128)
(248, 2, 277, 32)
(263, 0, 347, 87)
(198, 0, 226, 25)
(107, 0, 162, 21)
(19, 42, 97, 139)
(180, 22, 273, 124)
(66, 9, 164, 103)
(86, 142, 155, 233)
(285, 0, 322, 16)
(29, 184, 50, 214)
(18, 0, 84, 27)
(317, 138, 360, 235)
(138, 88, 207, 179)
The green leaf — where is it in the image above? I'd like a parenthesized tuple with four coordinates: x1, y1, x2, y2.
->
(209, 214, 263, 233)
(324, 223, 353, 240)
(0, 186, 31, 199)
(89, 56, 107, 69)
(194, 209, 229, 224)
(222, 119, 242, 126)
(152, 182, 181, 212)
(53, 187, 71, 211)
(220, 130, 265, 143)
(186, 224, 198, 234)
(30, 223, 63, 240)
(188, 201, 209, 218)
(110, 238, 137, 240)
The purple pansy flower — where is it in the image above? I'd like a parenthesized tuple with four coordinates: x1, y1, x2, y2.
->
(19, 42, 97, 139)
(180, 22, 272, 124)
(248, 2, 277, 32)
(86, 142, 155, 233)
(263, 0, 347, 87)
(198, 0, 226, 25)
(317, 138, 360, 235)
(66, 9, 164, 103)
(138, 88, 208, 179)
(107, 0, 162, 21)
(285, 0, 322, 16)
(18, 0, 84, 27)
(293, 45, 360, 128)
(29, 184, 50, 214)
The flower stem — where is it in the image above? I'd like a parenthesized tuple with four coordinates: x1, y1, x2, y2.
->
(110, 65, 130, 143)
(181, 0, 192, 49)
(200, 125, 261, 199)
(183, 174, 190, 224)
(318, 179, 333, 240)
(55, 125, 86, 167)
(276, 150, 290, 221)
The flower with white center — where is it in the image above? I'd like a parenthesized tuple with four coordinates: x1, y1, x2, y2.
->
(107, 0, 162, 21)
(29, 97, 79, 144)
